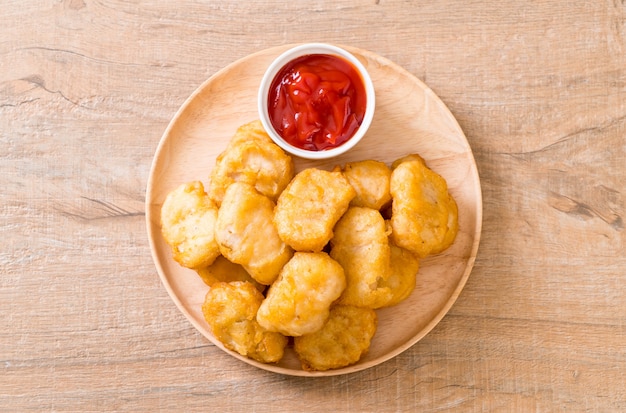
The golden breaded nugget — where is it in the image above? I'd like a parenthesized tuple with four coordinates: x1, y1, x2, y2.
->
(341, 160, 392, 210)
(274, 168, 356, 252)
(390, 156, 459, 257)
(378, 241, 420, 307)
(391, 153, 426, 169)
(256, 252, 346, 337)
(160, 181, 220, 269)
(330, 207, 394, 309)
(202, 281, 287, 363)
(294, 305, 377, 371)
(208, 121, 294, 206)
(215, 182, 293, 285)
(196, 256, 265, 292)
(226, 119, 272, 148)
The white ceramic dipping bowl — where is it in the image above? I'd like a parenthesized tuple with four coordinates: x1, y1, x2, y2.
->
(258, 43, 375, 160)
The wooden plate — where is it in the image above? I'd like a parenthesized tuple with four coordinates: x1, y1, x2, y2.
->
(146, 44, 482, 377)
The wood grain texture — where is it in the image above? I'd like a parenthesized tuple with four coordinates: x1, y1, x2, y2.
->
(1, 0, 625, 411)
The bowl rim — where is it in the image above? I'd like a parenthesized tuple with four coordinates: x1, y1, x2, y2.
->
(257, 42, 376, 160)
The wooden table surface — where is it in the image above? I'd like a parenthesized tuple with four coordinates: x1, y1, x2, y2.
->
(2, 1, 625, 411)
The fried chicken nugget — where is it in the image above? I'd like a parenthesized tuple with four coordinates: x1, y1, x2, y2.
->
(294, 305, 377, 371)
(208, 120, 295, 206)
(256, 252, 346, 337)
(390, 156, 459, 257)
(215, 182, 293, 285)
(160, 181, 220, 269)
(391, 153, 426, 169)
(341, 160, 392, 210)
(274, 168, 356, 252)
(202, 281, 287, 364)
(330, 207, 395, 309)
(379, 241, 420, 307)
(196, 255, 265, 292)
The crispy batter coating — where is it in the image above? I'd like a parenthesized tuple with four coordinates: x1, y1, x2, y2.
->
(274, 168, 356, 252)
(379, 241, 420, 307)
(330, 207, 395, 309)
(160, 181, 220, 269)
(341, 160, 392, 210)
(294, 305, 377, 371)
(215, 182, 293, 285)
(196, 255, 265, 292)
(208, 120, 295, 206)
(202, 281, 287, 364)
(390, 156, 459, 257)
(256, 252, 346, 337)
(391, 153, 426, 169)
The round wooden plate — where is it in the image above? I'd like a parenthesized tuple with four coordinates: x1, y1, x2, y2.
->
(146, 44, 482, 377)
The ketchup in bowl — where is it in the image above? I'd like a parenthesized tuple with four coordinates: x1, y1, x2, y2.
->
(267, 54, 368, 152)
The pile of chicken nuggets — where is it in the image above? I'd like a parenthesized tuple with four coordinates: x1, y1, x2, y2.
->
(160, 120, 459, 371)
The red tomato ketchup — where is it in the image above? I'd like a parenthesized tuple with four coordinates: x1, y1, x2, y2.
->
(267, 54, 368, 151)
